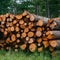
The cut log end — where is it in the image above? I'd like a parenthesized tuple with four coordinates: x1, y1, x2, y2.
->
(49, 40, 57, 48)
(29, 43, 36, 52)
(36, 20, 43, 26)
(38, 47, 43, 52)
(20, 44, 26, 50)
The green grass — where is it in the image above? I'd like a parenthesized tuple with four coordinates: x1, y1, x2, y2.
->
(0, 50, 60, 60)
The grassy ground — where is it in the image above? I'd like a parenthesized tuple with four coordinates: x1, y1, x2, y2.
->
(0, 50, 60, 60)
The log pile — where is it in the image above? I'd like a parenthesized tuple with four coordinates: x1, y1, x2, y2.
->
(0, 11, 60, 56)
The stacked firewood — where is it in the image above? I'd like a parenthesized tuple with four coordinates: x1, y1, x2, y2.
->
(0, 11, 60, 56)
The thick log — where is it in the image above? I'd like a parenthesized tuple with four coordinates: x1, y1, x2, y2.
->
(46, 31, 60, 39)
(29, 43, 36, 52)
(48, 19, 60, 30)
(49, 40, 60, 49)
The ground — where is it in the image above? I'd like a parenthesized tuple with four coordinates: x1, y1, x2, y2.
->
(0, 50, 60, 60)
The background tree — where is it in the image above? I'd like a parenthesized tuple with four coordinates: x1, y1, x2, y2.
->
(0, 0, 60, 18)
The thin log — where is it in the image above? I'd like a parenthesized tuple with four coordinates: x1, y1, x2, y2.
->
(21, 32, 26, 38)
(37, 38, 42, 43)
(11, 34, 16, 42)
(38, 47, 43, 52)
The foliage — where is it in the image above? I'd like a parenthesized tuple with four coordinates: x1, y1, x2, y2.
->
(0, 0, 60, 17)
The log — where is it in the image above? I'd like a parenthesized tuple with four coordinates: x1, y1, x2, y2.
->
(25, 37, 29, 41)
(36, 31, 42, 37)
(4, 31, 7, 36)
(29, 43, 36, 52)
(15, 26, 20, 32)
(49, 40, 60, 48)
(19, 20, 24, 25)
(11, 34, 16, 42)
(15, 45, 18, 48)
(43, 37, 48, 41)
(43, 41, 49, 48)
(38, 47, 43, 52)
(29, 14, 35, 21)
(7, 27, 11, 32)
(5, 13, 10, 18)
(28, 22, 34, 29)
(36, 27, 44, 31)
(31, 28, 35, 32)
(28, 38, 34, 44)
(51, 51, 56, 57)
(28, 32, 34, 37)
(24, 27, 29, 33)
(27, 11, 49, 23)
(15, 14, 22, 19)
(20, 24, 26, 29)
(21, 32, 26, 38)
(26, 15, 30, 19)
(37, 38, 42, 43)
(22, 11, 28, 16)
(49, 47, 54, 52)
(46, 31, 60, 39)
(16, 39, 20, 43)
(10, 26, 15, 32)
(20, 44, 26, 50)
(36, 20, 43, 26)
(6, 37, 10, 43)
(16, 33, 20, 38)
(13, 20, 17, 25)
(10, 14, 15, 20)
(49, 40, 57, 48)
(48, 19, 60, 30)
(15, 49, 18, 52)
(37, 43, 42, 47)
(6, 47, 10, 51)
